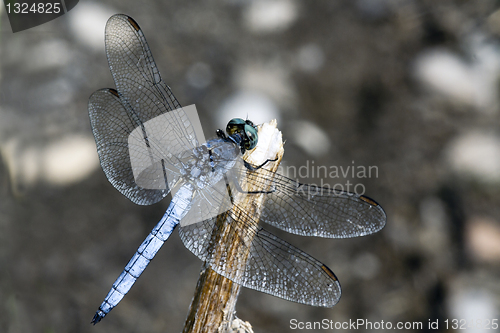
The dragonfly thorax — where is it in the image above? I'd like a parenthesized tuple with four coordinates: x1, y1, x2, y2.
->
(181, 146, 214, 183)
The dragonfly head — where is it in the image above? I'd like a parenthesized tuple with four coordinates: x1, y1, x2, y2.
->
(226, 118, 258, 152)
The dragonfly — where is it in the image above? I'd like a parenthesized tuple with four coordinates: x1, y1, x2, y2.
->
(88, 14, 386, 324)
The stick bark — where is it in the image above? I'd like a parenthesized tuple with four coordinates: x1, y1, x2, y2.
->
(183, 120, 284, 333)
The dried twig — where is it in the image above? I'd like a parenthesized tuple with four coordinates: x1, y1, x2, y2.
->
(183, 120, 284, 333)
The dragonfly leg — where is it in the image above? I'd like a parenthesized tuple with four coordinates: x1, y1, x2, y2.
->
(243, 158, 278, 171)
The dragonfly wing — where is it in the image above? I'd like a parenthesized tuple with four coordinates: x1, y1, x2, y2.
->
(234, 168, 387, 238)
(104, 14, 198, 155)
(178, 206, 341, 307)
(180, 179, 233, 229)
(244, 227, 341, 307)
(89, 14, 203, 204)
(89, 88, 177, 205)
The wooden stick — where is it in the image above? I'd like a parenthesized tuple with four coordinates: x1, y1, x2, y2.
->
(183, 120, 284, 333)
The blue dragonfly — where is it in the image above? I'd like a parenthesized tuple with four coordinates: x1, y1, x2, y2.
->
(88, 14, 386, 324)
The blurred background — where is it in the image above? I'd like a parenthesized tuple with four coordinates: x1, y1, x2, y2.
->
(2, 0, 500, 332)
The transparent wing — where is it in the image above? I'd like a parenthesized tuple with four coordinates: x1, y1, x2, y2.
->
(180, 176, 233, 228)
(104, 14, 197, 154)
(233, 166, 387, 238)
(178, 205, 341, 307)
(88, 14, 202, 204)
(89, 88, 179, 205)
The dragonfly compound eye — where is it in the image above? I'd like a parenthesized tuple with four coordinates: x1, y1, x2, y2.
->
(244, 124, 258, 150)
(245, 119, 256, 128)
(226, 118, 246, 136)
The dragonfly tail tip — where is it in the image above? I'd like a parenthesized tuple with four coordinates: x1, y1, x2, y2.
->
(91, 310, 105, 325)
